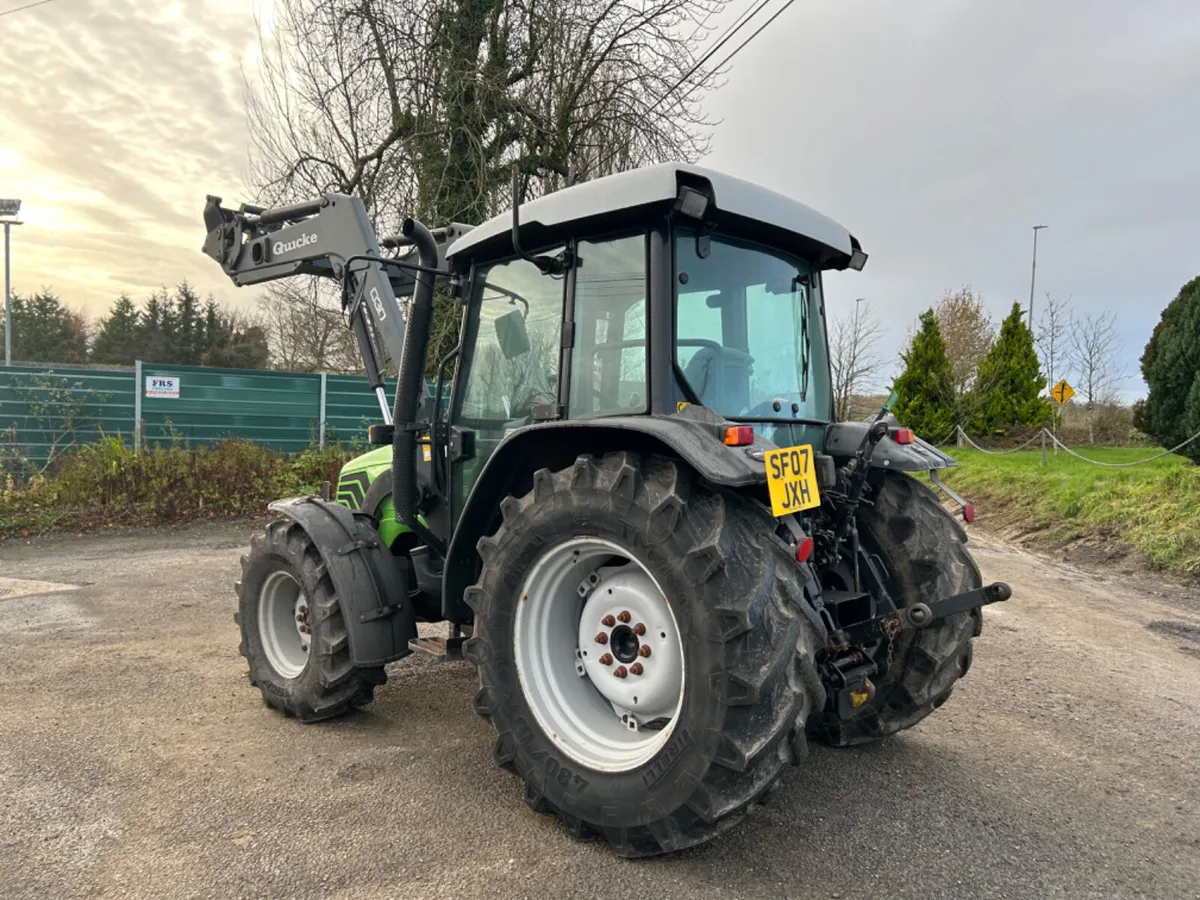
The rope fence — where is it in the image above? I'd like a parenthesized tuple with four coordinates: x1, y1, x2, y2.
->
(944, 424, 1200, 468)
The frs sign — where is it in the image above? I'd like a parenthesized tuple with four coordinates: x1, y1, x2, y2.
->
(145, 376, 180, 398)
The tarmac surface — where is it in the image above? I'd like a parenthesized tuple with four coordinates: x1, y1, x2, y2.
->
(1, 521, 1198, 899)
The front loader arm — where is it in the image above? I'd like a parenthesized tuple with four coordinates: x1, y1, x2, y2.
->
(202, 193, 413, 418)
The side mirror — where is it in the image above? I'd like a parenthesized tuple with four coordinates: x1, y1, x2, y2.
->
(495, 309, 531, 360)
(765, 275, 807, 297)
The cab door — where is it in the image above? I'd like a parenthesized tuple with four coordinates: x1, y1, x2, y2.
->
(445, 250, 567, 525)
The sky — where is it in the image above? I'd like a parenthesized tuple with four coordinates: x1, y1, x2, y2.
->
(1, 0, 1198, 399)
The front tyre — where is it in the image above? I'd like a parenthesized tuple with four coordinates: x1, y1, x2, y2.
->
(464, 452, 824, 857)
(235, 518, 386, 722)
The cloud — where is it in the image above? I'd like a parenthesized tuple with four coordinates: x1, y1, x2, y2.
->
(701, 0, 1200, 398)
(0, 0, 259, 315)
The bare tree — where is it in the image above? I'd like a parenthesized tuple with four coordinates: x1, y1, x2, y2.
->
(1036, 292, 1072, 392)
(830, 299, 884, 421)
(1069, 309, 1121, 443)
(934, 287, 993, 396)
(256, 281, 361, 373)
(245, 0, 727, 374)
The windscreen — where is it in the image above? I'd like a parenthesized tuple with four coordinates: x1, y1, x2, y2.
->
(675, 229, 831, 422)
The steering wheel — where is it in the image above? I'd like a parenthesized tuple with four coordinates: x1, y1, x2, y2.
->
(677, 338, 723, 352)
(591, 384, 623, 411)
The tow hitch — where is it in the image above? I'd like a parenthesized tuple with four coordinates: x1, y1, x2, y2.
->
(824, 581, 1011, 718)
(835, 580, 1011, 647)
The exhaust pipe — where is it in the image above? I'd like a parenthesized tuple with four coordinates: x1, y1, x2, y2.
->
(392, 216, 439, 539)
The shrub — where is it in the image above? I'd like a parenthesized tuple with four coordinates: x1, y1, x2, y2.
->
(0, 438, 351, 539)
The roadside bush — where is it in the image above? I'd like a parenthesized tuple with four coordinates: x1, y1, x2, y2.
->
(1140, 276, 1200, 463)
(0, 438, 351, 539)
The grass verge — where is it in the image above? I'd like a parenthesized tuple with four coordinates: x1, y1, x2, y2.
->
(941, 446, 1200, 577)
(0, 437, 351, 540)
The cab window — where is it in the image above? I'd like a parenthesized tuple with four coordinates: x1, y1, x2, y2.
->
(569, 233, 648, 417)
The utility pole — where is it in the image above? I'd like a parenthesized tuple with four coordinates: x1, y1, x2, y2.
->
(1028, 224, 1048, 325)
(1, 198, 23, 367)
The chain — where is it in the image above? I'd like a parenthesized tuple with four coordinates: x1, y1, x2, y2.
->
(883, 616, 902, 670)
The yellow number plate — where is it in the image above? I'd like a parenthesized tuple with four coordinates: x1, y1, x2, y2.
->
(764, 445, 821, 517)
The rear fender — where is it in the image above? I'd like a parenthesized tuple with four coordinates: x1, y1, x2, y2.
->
(823, 421, 958, 471)
(268, 496, 416, 667)
(442, 409, 777, 621)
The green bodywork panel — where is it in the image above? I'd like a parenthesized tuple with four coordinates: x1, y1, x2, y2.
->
(334, 445, 410, 547)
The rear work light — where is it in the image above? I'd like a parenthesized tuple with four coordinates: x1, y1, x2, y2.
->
(723, 425, 754, 446)
(893, 428, 915, 445)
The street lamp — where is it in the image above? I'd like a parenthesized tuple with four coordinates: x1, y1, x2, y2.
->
(1028, 224, 1048, 325)
(1, 198, 21, 367)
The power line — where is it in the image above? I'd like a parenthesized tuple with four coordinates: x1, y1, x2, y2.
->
(700, 0, 802, 88)
(686, 0, 762, 49)
(0, 0, 60, 18)
(648, 0, 778, 115)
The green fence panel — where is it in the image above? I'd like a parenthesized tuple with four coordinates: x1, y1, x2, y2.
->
(2, 361, 449, 468)
(0, 364, 136, 467)
(323, 374, 397, 446)
(140, 364, 320, 454)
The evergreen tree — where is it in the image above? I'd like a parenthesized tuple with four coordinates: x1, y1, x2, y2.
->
(0, 289, 88, 363)
(174, 281, 202, 364)
(892, 309, 956, 439)
(207, 323, 271, 369)
(969, 302, 1051, 435)
(1140, 276, 1200, 463)
(91, 295, 142, 365)
(139, 289, 176, 363)
(201, 298, 222, 356)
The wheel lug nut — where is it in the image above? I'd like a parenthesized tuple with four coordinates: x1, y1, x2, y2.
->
(601, 614, 616, 627)
(613, 666, 628, 678)
(296, 614, 305, 622)
(630, 663, 644, 676)
(599, 653, 613, 666)
(617, 610, 631, 623)
(594, 632, 608, 645)
(299, 606, 308, 615)
(638, 645, 651, 658)
(632, 623, 645, 635)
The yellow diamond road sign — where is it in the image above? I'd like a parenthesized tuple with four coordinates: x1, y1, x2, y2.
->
(1051, 379, 1075, 406)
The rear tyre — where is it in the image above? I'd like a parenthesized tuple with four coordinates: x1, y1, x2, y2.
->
(235, 518, 386, 722)
(811, 471, 982, 746)
(464, 452, 824, 857)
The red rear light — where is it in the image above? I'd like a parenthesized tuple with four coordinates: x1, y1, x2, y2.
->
(963, 503, 975, 524)
(893, 428, 915, 445)
(796, 537, 814, 562)
(723, 425, 754, 446)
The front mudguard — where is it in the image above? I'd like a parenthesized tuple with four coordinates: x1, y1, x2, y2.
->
(268, 496, 416, 667)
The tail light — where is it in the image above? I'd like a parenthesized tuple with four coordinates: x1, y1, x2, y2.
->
(796, 537, 814, 563)
(723, 425, 754, 446)
(963, 503, 975, 524)
(893, 428, 915, 445)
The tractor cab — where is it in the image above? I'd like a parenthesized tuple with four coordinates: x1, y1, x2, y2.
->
(438, 163, 867, 518)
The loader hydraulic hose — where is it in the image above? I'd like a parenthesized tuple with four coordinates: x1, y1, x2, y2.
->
(392, 216, 439, 538)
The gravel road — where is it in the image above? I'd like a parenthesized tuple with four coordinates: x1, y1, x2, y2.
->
(1, 522, 1198, 900)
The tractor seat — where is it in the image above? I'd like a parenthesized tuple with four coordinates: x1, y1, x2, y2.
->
(683, 346, 754, 412)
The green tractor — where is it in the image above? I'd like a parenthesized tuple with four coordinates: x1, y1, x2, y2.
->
(202, 164, 1009, 856)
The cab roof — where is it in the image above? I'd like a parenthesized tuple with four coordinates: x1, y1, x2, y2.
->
(445, 162, 861, 269)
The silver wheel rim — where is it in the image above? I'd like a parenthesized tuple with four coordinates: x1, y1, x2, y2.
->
(513, 537, 685, 773)
(258, 570, 310, 679)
